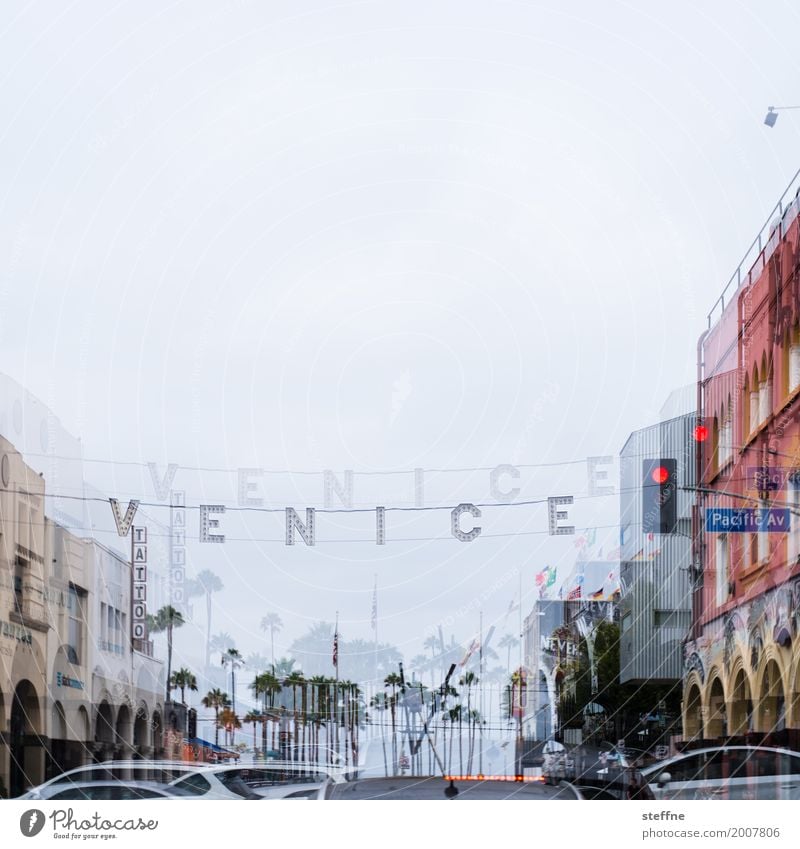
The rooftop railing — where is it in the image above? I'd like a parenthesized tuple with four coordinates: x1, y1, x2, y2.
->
(707, 165, 800, 329)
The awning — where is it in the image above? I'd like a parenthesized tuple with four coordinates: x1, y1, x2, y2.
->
(187, 737, 238, 756)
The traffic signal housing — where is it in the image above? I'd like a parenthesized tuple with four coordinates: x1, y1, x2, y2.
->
(642, 458, 678, 534)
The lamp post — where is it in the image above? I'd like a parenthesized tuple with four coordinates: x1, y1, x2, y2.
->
(764, 105, 800, 127)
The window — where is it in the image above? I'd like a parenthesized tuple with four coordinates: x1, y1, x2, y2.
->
(66, 586, 85, 665)
(654, 610, 690, 630)
(789, 474, 800, 563)
(171, 773, 212, 796)
(716, 535, 730, 605)
(621, 612, 632, 634)
(790, 345, 800, 393)
(719, 398, 733, 467)
(749, 388, 759, 433)
(758, 380, 772, 423)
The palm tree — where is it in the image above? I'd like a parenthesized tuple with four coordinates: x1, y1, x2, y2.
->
(221, 648, 244, 714)
(195, 570, 224, 668)
(246, 652, 269, 672)
(283, 670, 305, 762)
(498, 633, 518, 671)
(201, 689, 230, 747)
(271, 657, 297, 677)
(210, 631, 234, 654)
(260, 612, 283, 668)
(460, 671, 477, 773)
(251, 671, 281, 756)
(370, 692, 389, 776)
(424, 634, 439, 659)
(309, 675, 332, 765)
(169, 667, 198, 704)
(410, 654, 429, 683)
(149, 605, 185, 703)
(218, 707, 241, 747)
(243, 709, 264, 752)
(384, 672, 402, 773)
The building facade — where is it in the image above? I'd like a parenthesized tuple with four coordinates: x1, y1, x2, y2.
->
(685, 177, 800, 745)
(0, 431, 166, 796)
(619, 407, 694, 684)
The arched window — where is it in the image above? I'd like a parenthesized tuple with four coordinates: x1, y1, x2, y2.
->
(748, 365, 760, 435)
(758, 353, 772, 424)
(719, 396, 733, 468)
(789, 325, 800, 396)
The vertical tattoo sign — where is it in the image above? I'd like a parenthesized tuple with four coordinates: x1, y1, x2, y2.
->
(132, 526, 147, 643)
(170, 491, 186, 612)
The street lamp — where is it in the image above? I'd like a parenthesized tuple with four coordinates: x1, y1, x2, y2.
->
(764, 105, 800, 127)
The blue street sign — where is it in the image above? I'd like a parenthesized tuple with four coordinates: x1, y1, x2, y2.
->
(705, 508, 791, 533)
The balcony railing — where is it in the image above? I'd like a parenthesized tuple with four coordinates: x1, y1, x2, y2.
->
(707, 165, 800, 329)
(133, 638, 154, 657)
(11, 594, 50, 631)
(99, 639, 125, 655)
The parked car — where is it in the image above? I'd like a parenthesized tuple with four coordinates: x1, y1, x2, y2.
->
(18, 761, 206, 800)
(19, 759, 346, 801)
(639, 746, 800, 800)
(167, 761, 347, 799)
(22, 780, 196, 801)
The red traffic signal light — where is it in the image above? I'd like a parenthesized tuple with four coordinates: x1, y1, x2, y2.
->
(642, 458, 678, 534)
(692, 424, 709, 442)
(651, 466, 670, 485)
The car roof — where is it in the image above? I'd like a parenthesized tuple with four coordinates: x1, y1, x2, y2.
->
(40, 780, 186, 796)
(640, 746, 799, 774)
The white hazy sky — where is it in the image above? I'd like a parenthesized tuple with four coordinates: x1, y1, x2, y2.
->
(2, 0, 800, 671)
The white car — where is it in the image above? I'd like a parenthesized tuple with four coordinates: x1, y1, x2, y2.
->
(24, 780, 196, 801)
(19, 761, 205, 800)
(639, 746, 800, 800)
(20, 759, 346, 801)
(166, 762, 347, 799)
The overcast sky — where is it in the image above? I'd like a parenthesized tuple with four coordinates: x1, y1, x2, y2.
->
(2, 0, 800, 675)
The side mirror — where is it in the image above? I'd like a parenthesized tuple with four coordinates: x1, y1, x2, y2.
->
(656, 772, 671, 788)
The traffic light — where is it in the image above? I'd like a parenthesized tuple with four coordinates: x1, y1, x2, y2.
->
(642, 458, 678, 533)
(187, 708, 197, 739)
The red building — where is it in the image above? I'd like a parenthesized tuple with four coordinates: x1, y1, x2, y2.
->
(685, 173, 800, 745)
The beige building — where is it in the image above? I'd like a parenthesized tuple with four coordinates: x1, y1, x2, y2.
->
(0, 435, 49, 797)
(0, 434, 165, 796)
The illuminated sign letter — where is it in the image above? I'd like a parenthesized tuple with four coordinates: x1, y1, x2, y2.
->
(200, 504, 226, 543)
(286, 507, 316, 546)
(323, 470, 353, 508)
(237, 468, 264, 507)
(489, 464, 521, 502)
(109, 499, 139, 537)
(451, 503, 482, 542)
(548, 496, 574, 536)
(147, 462, 178, 501)
(587, 456, 614, 497)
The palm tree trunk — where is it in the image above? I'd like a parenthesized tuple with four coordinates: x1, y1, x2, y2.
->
(214, 707, 220, 747)
(166, 624, 173, 703)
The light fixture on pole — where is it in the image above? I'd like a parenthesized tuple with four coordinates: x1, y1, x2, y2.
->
(764, 105, 800, 127)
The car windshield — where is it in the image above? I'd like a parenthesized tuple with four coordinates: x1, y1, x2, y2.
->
(644, 748, 800, 800)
